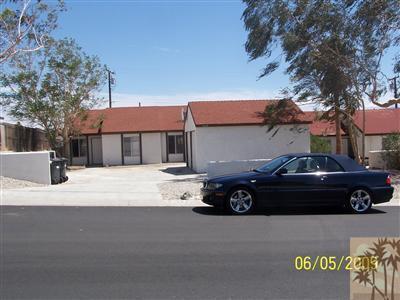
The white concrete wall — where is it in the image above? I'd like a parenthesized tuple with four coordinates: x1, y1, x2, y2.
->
(324, 136, 349, 155)
(102, 134, 122, 166)
(0, 151, 51, 184)
(324, 135, 384, 158)
(207, 159, 271, 178)
(365, 135, 383, 153)
(142, 132, 162, 164)
(0, 124, 5, 151)
(184, 107, 196, 132)
(368, 150, 387, 169)
(193, 124, 310, 173)
(72, 156, 87, 165)
(161, 132, 167, 163)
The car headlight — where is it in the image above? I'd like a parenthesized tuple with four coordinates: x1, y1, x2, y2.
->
(207, 182, 223, 190)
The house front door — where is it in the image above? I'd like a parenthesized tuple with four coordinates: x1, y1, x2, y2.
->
(90, 136, 103, 165)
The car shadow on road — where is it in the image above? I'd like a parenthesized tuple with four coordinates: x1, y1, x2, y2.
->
(192, 206, 387, 216)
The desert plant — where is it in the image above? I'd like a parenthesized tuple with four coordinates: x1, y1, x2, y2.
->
(382, 133, 400, 170)
(310, 135, 331, 154)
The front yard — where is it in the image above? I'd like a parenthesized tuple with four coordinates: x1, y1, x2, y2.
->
(1, 163, 206, 207)
(1, 164, 399, 207)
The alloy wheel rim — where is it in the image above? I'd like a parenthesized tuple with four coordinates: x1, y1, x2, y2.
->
(350, 190, 371, 212)
(230, 190, 252, 213)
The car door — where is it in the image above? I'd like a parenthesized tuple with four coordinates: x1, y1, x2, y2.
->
(314, 156, 348, 204)
(272, 157, 327, 207)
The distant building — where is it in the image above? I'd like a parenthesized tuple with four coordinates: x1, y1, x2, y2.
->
(0, 121, 49, 152)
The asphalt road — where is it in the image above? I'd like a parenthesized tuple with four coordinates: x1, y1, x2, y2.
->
(1, 206, 399, 299)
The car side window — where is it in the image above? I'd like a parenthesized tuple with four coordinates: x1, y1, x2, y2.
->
(325, 157, 343, 172)
(283, 157, 321, 174)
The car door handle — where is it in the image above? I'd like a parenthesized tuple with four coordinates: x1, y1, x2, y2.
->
(321, 175, 328, 181)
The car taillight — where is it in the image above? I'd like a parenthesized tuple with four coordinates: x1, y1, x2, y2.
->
(386, 175, 391, 185)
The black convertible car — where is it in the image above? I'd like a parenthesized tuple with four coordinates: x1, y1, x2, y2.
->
(201, 153, 394, 214)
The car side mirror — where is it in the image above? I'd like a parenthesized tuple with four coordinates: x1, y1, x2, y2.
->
(276, 168, 288, 176)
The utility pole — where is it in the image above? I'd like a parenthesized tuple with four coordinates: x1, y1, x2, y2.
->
(107, 69, 115, 108)
(389, 76, 398, 109)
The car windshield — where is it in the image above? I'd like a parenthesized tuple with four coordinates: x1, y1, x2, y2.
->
(255, 155, 294, 173)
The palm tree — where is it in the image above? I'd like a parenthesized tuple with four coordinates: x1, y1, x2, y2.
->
(370, 238, 389, 297)
(364, 250, 376, 300)
(386, 239, 400, 300)
(353, 268, 387, 299)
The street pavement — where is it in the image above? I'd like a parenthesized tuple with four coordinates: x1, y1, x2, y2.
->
(1, 206, 399, 299)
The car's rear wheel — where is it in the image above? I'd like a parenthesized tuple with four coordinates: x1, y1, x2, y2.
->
(348, 189, 372, 214)
(227, 188, 254, 215)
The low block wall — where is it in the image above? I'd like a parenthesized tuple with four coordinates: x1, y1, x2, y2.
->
(207, 159, 271, 178)
(0, 151, 52, 184)
(368, 150, 387, 169)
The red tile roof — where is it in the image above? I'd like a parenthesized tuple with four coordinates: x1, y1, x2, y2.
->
(188, 99, 311, 126)
(353, 109, 400, 135)
(75, 106, 185, 135)
(306, 109, 400, 136)
(304, 112, 346, 136)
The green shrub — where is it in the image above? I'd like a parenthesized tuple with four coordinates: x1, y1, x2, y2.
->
(310, 135, 331, 153)
(382, 132, 400, 170)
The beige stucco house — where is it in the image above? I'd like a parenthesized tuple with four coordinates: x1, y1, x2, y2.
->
(71, 99, 312, 172)
(70, 106, 185, 166)
(184, 100, 312, 173)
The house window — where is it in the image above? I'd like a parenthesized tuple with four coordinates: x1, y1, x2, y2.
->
(123, 136, 140, 157)
(72, 138, 87, 157)
(168, 135, 184, 154)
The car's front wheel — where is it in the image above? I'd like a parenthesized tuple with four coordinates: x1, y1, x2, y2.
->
(348, 189, 372, 214)
(227, 188, 255, 215)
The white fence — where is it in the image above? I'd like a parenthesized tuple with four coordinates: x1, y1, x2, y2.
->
(207, 159, 271, 178)
(0, 151, 54, 184)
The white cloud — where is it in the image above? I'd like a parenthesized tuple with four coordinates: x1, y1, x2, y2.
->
(152, 46, 181, 54)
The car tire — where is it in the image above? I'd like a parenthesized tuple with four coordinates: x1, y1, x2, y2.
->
(347, 188, 372, 214)
(226, 187, 255, 215)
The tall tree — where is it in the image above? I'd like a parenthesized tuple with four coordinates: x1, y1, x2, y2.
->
(0, 0, 65, 64)
(242, 0, 400, 161)
(0, 38, 107, 157)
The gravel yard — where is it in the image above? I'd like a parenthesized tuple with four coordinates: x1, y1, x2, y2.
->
(158, 177, 204, 201)
(0, 176, 44, 189)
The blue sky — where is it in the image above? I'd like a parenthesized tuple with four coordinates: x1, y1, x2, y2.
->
(51, 0, 400, 109)
(54, 0, 292, 108)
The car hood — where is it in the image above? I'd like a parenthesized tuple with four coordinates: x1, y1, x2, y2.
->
(208, 171, 264, 183)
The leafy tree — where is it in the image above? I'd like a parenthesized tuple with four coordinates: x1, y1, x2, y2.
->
(310, 135, 331, 154)
(0, 0, 65, 64)
(382, 133, 400, 169)
(0, 38, 107, 157)
(242, 0, 400, 162)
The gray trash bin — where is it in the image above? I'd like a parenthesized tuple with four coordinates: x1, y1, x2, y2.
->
(59, 158, 68, 182)
(50, 158, 61, 184)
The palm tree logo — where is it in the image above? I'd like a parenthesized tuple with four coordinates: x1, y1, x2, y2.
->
(351, 237, 400, 300)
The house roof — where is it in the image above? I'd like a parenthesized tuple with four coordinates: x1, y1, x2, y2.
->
(306, 109, 400, 136)
(75, 105, 186, 135)
(353, 109, 400, 135)
(304, 111, 346, 136)
(187, 99, 311, 127)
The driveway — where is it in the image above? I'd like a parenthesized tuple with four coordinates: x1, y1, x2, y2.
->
(1, 163, 205, 207)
